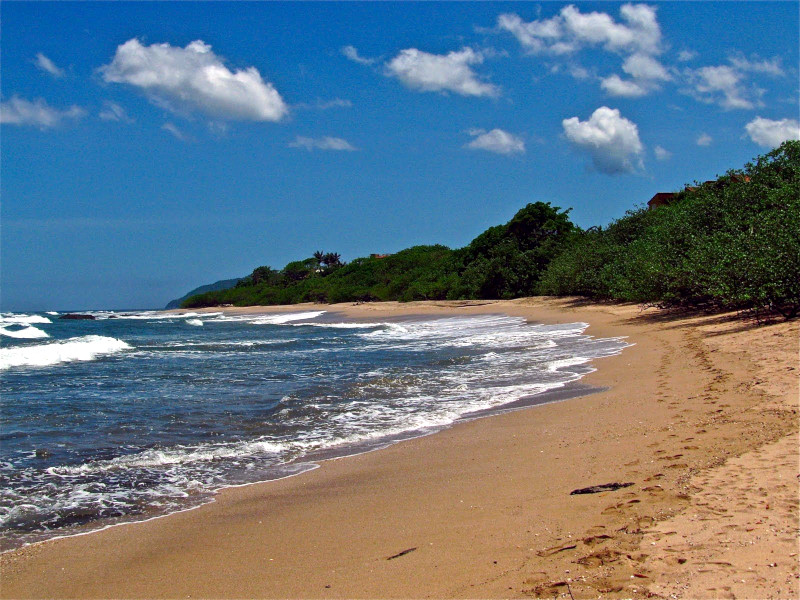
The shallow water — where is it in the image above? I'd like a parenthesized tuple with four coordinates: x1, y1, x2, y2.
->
(0, 309, 628, 549)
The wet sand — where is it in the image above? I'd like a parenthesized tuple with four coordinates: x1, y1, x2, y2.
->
(1, 297, 797, 598)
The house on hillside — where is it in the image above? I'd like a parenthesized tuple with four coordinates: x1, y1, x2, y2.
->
(648, 174, 751, 209)
(370, 253, 391, 259)
(647, 192, 676, 209)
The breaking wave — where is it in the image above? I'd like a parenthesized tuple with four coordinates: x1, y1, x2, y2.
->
(0, 326, 50, 339)
(0, 314, 51, 325)
(0, 335, 132, 370)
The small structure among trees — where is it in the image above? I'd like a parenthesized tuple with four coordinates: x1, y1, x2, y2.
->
(647, 192, 676, 209)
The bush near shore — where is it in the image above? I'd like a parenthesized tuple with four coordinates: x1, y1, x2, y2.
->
(183, 141, 799, 319)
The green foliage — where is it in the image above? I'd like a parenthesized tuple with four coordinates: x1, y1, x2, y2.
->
(539, 140, 800, 318)
(183, 143, 799, 319)
(455, 202, 578, 299)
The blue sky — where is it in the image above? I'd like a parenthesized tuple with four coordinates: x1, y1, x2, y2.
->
(2, 1, 798, 310)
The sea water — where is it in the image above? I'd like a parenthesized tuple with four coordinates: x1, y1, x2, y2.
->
(0, 309, 629, 550)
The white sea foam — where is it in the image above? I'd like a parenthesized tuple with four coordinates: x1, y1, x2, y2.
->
(45, 311, 59, 316)
(0, 325, 50, 339)
(50, 439, 288, 476)
(293, 321, 389, 329)
(185, 319, 204, 326)
(0, 314, 52, 325)
(250, 311, 326, 325)
(205, 311, 326, 325)
(0, 335, 132, 370)
(86, 311, 223, 321)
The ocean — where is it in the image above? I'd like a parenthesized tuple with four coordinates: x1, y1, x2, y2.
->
(0, 309, 629, 550)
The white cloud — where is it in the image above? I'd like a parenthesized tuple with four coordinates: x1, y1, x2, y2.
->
(496, 13, 565, 55)
(0, 96, 85, 129)
(677, 50, 697, 62)
(295, 98, 352, 110)
(569, 64, 591, 79)
(341, 45, 376, 66)
(622, 53, 671, 82)
(729, 54, 783, 76)
(600, 74, 648, 97)
(685, 64, 754, 109)
(289, 136, 357, 151)
(498, 3, 662, 56)
(315, 98, 352, 109)
(100, 39, 288, 122)
(500, 5, 666, 98)
(696, 133, 713, 146)
(745, 117, 800, 147)
(385, 47, 500, 97)
(99, 100, 133, 123)
(654, 145, 671, 161)
(602, 52, 671, 97)
(562, 106, 644, 174)
(466, 128, 525, 155)
(35, 53, 65, 78)
(162, 122, 189, 141)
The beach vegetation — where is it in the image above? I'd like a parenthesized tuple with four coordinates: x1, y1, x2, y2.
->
(539, 140, 800, 318)
(183, 142, 799, 319)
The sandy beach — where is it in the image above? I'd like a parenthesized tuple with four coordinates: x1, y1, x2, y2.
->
(1, 297, 797, 599)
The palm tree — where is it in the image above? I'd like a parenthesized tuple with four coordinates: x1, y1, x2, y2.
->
(323, 252, 341, 267)
(313, 250, 325, 266)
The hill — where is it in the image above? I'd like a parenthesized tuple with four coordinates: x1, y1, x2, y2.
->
(181, 141, 799, 320)
(164, 278, 242, 309)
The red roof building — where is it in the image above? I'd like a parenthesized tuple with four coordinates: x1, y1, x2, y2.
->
(647, 192, 676, 209)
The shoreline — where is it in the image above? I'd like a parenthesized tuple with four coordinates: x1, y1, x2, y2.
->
(1, 298, 797, 598)
(1, 306, 617, 553)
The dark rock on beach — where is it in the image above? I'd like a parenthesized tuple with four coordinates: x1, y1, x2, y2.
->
(59, 313, 96, 320)
(570, 482, 634, 495)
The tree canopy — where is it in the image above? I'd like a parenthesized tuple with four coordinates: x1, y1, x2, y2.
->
(184, 142, 799, 319)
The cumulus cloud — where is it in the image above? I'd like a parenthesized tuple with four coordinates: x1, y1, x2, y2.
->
(562, 106, 643, 174)
(385, 47, 500, 97)
(602, 52, 671, 97)
(600, 74, 648, 98)
(289, 136, 357, 151)
(466, 128, 525, 155)
(34, 53, 65, 78)
(685, 64, 754, 109)
(500, 4, 668, 98)
(729, 54, 784, 76)
(100, 39, 288, 122)
(0, 96, 85, 129)
(498, 3, 662, 56)
(654, 145, 671, 161)
(745, 117, 800, 147)
(682, 53, 785, 110)
(622, 53, 671, 82)
(341, 45, 376, 66)
(677, 50, 697, 62)
(696, 133, 713, 146)
(99, 100, 133, 123)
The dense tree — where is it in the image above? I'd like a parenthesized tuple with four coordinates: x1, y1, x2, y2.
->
(183, 143, 798, 319)
(539, 140, 800, 319)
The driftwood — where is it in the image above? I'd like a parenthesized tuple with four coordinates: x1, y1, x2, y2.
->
(570, 482, 633, 495)
(386, 547, 417, 560)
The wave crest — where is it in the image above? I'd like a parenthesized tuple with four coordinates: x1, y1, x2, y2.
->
(0, 325, 50, 339)
(0, 314, 52, 325)
(0, 335, 132, 370)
